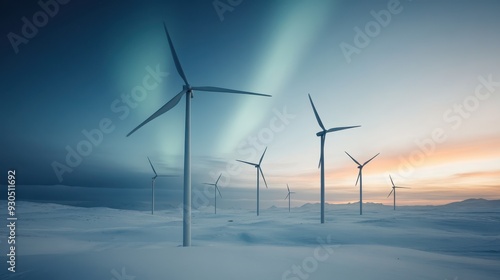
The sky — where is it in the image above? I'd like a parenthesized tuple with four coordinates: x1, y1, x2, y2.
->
(1, 0, 499, 210)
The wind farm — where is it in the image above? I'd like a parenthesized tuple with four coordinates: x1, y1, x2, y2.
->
(4, 0, 500, 279)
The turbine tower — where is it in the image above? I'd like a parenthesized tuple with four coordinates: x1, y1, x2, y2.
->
(308, 94, 360, 223)
(284, 184, 295, 213)
(147, 156, 175, 215)
(345, 152, 379, 215)
(203, 173, 222, 214)
(237, 147, 268, 216)
(387, 175, 410, 210)
(127, 23, 270, 246)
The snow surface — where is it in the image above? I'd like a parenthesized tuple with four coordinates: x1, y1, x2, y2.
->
(1, 200, 499, 279)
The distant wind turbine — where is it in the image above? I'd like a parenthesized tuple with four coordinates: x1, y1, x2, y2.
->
(308, 94, 360, 223)
(345, 152, 379, 215)
(284, 184, 295, 213)
(237, 147, 268, 216)
(203, 173, 222, 214)
(127, 23, 271, 247)
(147, 156, 175, 215)
(387, 175, 410, 210)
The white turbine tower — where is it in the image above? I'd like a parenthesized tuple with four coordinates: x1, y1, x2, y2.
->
(308, 94, 360, 223)
(345, 152, 379, 215)
(127, 23, 270, 246)
(237, 147, 268, 216)
(284, 184, 295, 213)
(203, 173, 222, 214)
(387, 175, 410, 210)
(147, 156, 175, 215)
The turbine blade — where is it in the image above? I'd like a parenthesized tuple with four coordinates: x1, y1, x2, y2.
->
(127, 89, 186, 137)
(287, 184, 290, 192)
(203, 183, 216, 186)
(363, 153, 380, 166)
(191, 86, 270, 97)
(163, 23, 189, 86)
(216, 186, 222, 198)
(156, 175, 177, 177)
(259, 167, 268, 188)
(285, 193, 289, 200)
(355, 170, 361, 186)
(308, 94, 326, 131)
(389, 174, 395, 187)
(147, 156, 157, 176)
(345, 151, 361, 166)
(325, 125, 361, 133)
(387, 189, 394, 198)
(259, 147, 268, 165)
(395, 187, 411, 189)
(236, 159, 257, 166)
(215, 173, 222, 185)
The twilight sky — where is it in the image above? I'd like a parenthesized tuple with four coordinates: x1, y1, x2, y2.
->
(1, 0, 499, 209)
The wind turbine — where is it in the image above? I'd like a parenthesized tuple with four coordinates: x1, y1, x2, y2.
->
(284, 184, 295, 213)
(308, 94, 360, 223)
(203, 173, 222, 214)
(237, 147, 268, 216)
(345, 152, 379, 215)
(387, 175, 410, 210)
(127, 23, 271, 246)
(147, 157, 174, 215)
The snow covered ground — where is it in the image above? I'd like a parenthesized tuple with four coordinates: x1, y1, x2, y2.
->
(1, 200, 499, 279)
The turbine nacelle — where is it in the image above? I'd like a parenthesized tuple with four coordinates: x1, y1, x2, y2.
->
(316, 130, 326, 137)
(181, 85, 195, 98)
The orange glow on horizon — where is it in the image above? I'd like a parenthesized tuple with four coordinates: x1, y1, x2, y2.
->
(273, 134, 500, 205)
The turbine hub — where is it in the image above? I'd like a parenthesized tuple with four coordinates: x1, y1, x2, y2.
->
(316, 131, 326, 137)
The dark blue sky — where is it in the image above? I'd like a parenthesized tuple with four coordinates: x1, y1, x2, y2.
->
(1, 0, 499, 208)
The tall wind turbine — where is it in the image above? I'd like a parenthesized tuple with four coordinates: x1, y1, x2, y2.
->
(147, 156, 175, 215)
(284, 184, 295, 213)
(127, 23, 271, 246)
(345, 152, 379, 215)
(387, 175, 410, 210)
(237, 147, 268, 216)
(203, 173, 222, 214)
(308, 94, 360, 223)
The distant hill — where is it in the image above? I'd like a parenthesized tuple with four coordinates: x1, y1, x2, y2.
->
(441, 198, 500, 209)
